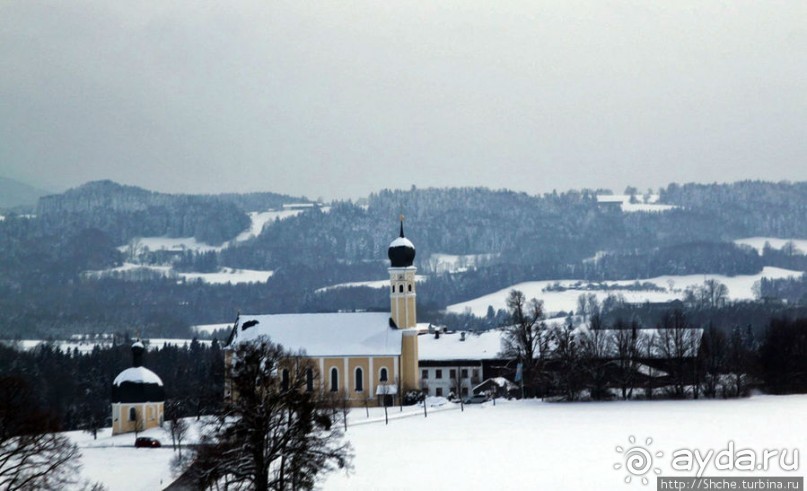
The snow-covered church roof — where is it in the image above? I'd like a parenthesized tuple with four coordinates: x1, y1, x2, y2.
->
(228, 312, 403, 357)
(113, 366, 163, 386)
(111, 341, 165, 403)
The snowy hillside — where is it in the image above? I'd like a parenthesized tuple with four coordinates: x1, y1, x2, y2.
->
(596, 194, 677, 212)
(68, 396, 807, 490)
(734, 237, 807, 254)
(325, 395, 807, 490)
(83, 263, 273, 285)
(448, 267, 803, 317)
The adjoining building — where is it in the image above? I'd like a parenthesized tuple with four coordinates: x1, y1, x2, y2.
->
(111, 341, 165, 435)
(225, 220, 421, 406)
(418, 329, 510, 399)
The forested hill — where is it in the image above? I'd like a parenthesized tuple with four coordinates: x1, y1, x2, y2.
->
(661, 181, 807, 237)
(0, 179, 804, 338)
(223, 182, 805, 275)
(35, 180, 306, 245)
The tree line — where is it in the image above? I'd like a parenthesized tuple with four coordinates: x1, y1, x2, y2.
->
(501, 289, 807, 401)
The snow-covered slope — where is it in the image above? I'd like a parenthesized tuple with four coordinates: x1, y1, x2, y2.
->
(448, 267, 803, 317)
(734, 237, 807, 254)
(316, 276, 427, 292)
(325, 395, 807, 490)
(597, 194, 677, 212)
(67, 395, 807, 490)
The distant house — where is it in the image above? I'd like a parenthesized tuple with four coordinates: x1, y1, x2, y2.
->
(225, 221, 421, 407)
(418, 329, 512, 399)
(473, 377, 519, 398)
(111, 341, 165, 435)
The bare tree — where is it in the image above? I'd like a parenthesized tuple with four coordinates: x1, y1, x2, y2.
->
(611, 319, 643, 400)
(579, 314, 612, 400)
(550, 318, 585, 401)
(726, 325, 753, 397)
(189, 341, 352, 490)
(700, 323, 728, 398)
(501, 290, 549, 397)
(0, 377, 82, 491)
(655, 310, 700, 399)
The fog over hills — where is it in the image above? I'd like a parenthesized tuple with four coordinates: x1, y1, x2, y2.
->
(0, 176, 50, 210)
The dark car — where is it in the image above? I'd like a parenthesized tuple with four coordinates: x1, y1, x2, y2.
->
(135, 437, 162, 448)
(463, 394, 489, 404)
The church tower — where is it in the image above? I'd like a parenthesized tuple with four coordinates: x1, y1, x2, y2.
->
(388, 217, 419, 391)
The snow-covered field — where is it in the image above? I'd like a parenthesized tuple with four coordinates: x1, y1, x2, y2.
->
(734, 237, 807, 254)
(448, 267, 803, 317)
(66, 395, 807, 490)
(192, 323, 232, 334)
(67, 425, 182, 490)
(326, 395, 807, 490)
(84, 262, 273, 285)
(597, 194, 677, 213)
(427, 252, 499, 273)
(231, 209, 305, 243)
(316, 275, 428, 293)
(178, 267, 274, 284)
(6, 338, 211, 353)
(117, 208, 307, 254)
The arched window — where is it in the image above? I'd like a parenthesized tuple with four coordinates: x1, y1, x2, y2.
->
(408, 284, 412, 292)
(391, 285, 394, 293)
(281, 369, 289, 391)
(128, 407, 136, 421)
(330, 367, 339, 392)
(355, 367, 364, 392)
(306, 368, 314, 392)
(398, 285, 403, 293)
(379, 367, 388, 383)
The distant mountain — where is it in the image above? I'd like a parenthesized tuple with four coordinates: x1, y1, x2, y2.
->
(0, 176, 49, 210)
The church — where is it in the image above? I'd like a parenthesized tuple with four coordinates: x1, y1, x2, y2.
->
(225, 220, 421, 406)
(111, 340, 165, 434)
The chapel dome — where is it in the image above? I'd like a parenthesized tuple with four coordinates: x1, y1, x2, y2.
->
(388, 220, 415, 268)
(111, 341, 165, 403)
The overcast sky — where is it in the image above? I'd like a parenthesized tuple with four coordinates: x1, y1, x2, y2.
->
(1, 1, 805, 200)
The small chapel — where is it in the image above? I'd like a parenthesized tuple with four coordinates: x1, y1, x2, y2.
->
(111, 340, 165, 434)
(225, 220, 421, 406)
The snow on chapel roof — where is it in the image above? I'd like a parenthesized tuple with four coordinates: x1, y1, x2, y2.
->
(228, 312, 403, 357)
(113, 366, 163, 386)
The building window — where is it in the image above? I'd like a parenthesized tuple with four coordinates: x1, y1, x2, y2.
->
(306, 368, 314, 392)
(450, 369, 456, 379)
(472, 369, 479, 379)
(436, 388, 443, 397)
(330, 367, 339, 392)
(461, 369, 468, 379)
(408, 284, 412, 292)
(398, 285, 403, 293)
(355, 367, 364, 392)
(435, 369, 442, 379)
(281, 368, 289, 391)
(379, 367, 388, 383)
(391, 286, 394, 293)
(421, 369, 428, 379)
(129, 407, 136, 422)
(461, 387, 469, 396)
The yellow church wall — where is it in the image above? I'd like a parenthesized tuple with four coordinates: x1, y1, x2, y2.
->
(401, 332, 419, 392)
(347, 358, 368, 396)
(111, 402, 164, 435)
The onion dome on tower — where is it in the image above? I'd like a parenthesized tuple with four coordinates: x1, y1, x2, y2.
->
(111, 341, 165, 404)
(388, 218, 415, 267)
